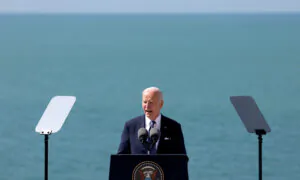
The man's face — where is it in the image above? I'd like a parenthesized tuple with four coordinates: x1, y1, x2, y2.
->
(142, 90, 163, 120)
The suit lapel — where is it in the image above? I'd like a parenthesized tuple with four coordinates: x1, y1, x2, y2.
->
(136, 115, 147, 154)
(138, 115, 146, 129)
(157, 115, 167, 153)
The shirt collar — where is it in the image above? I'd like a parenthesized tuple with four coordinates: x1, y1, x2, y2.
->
(145, 114, 161, 130)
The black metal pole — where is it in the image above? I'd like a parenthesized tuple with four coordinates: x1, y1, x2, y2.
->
(255, 129, 266, 180)
(258, 134, 262, 180)
(45, 135, 49, 180)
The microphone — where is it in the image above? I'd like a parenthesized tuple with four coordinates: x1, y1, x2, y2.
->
(149, 128, 161, 144)
(138, 128, 148, 144)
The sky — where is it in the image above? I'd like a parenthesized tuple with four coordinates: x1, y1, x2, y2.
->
(0, 0, 300, 13)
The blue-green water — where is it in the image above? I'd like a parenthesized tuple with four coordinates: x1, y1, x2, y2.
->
(0, 14, 299, 180)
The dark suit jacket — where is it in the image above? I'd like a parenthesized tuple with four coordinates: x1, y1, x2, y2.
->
(117, 114, 187, 155)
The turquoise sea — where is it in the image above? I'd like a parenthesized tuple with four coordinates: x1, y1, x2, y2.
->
(0, 13, 299, 180)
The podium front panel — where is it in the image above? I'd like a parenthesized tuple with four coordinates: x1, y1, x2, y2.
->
(109, 154, 189, 180)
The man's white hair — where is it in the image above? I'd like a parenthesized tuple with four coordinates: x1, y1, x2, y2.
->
(142, 87, 163, 100)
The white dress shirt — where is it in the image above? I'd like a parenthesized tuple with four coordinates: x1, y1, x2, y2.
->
(145, 114, 161, 150)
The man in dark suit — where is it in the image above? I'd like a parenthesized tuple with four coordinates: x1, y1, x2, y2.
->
(117, 87, 187, 155)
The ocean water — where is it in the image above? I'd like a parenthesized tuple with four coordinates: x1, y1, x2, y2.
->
(0, 13, 299, 180)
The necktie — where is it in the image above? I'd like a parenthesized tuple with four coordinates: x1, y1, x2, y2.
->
(149, 120, 156, 132)
(148, 120, 157, 154)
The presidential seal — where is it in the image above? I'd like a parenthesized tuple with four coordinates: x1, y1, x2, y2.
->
(132, 161, 164, 180)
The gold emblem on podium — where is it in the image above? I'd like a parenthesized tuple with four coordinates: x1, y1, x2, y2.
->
(132, 161, 164, 180)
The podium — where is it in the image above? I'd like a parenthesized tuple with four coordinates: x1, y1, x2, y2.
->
(109, 154, 189, 180)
